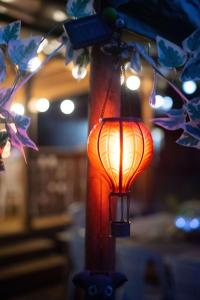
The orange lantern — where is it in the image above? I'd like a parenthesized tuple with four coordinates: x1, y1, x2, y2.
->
(87, 117, 154, 237)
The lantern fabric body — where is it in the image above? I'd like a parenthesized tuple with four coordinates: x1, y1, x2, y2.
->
(87, 118, 153, 194)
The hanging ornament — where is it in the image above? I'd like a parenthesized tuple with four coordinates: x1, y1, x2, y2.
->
(87, 117, 153, 237)
(72, 64, 87, 80)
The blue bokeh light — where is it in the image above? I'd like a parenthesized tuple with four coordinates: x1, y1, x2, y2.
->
(175, 217, 186, 229)
(182, 81, 197, 95)
(190, 218, 199, 229)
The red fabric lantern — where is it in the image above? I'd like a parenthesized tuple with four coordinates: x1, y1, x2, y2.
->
(87, 117, 154, 236)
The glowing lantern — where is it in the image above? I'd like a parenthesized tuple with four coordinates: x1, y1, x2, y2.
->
(87, 117, 153, 237)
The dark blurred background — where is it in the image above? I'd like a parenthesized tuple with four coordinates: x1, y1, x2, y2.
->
(0, 0, 199, 300)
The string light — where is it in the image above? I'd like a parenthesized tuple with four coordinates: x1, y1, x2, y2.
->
(182, 80, 197, 95)
(126, 75, 140, 91)
(60, 99, 75, 114)
(11, 103, 25, 115)
(36, 98, 50, 112)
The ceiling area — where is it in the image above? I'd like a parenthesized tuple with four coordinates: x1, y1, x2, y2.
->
(0, 0, 90, 104)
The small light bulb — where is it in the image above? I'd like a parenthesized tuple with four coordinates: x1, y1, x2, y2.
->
(126, 75, 140, 91)
(11, 103, 25, 115)
(36, 98, 50, 113)
(28, 57, 41, 72)
(60, 99, 75, 115)
(150, 95, 164, 109)
(72, 65, 87, 80)
(37, 38, 48, 54)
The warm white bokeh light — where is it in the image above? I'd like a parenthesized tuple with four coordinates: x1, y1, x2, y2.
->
(72, 65, 87, 80)
(182, 80, 197, 95)
(11, 103, 25, 115)
(60, 99, 75, 115)
(28, 100, 37, 113)
(36, 98, 50, 113)
(52, 10, 67, 22)
(28, 57, 42, 72)
(126, 75, 140, 91)
(150, 95, 164, 109)
(2, 141, 11, 159)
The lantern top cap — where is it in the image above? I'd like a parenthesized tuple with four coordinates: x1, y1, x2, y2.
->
(99, 117, 142, 123)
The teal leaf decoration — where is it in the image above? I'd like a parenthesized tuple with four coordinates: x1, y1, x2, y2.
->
(8, 36, 41, 71)
(14, 114, 31, 130)
(180, 55, 200, 81)
(176, 132, 200, 149)
(0, 49, 6, 82)
(182, 29, 200, 53)
(0, 21, 21, 45)
(156, 36, 187, 68)
(185, 100, 200, 121)
(185, 122, 200, 140)
(66, 0, 94, 18)
(130, 51, 141, 73)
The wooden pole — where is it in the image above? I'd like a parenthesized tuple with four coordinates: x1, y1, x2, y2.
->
(86, 47, 121, 271)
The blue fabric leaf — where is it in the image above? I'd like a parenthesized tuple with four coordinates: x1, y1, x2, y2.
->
(0, 88, 12, 109)
(0, 107, 13, 123)
(13, 114, 31, 130)
(130, 51, 141, 73)
(185, 122, 200, 140)
(176, 132, 200, 149)
(153, 115, 184, 131)
(180, 55, 200, 81)
(182, 29, 200, 53)
(156, 36, 187, 68)
(166, 108, 185, 118)
(0, 49, 6, 82)
(0, 21, 21, 45)
(185, 101, 200, 121)
(8, 36, 41, 71)
(17, 128, 38, 150)
(66, 0, 94, 17)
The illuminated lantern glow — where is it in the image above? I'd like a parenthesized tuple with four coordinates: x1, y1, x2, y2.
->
(87, 117, 154, 237)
